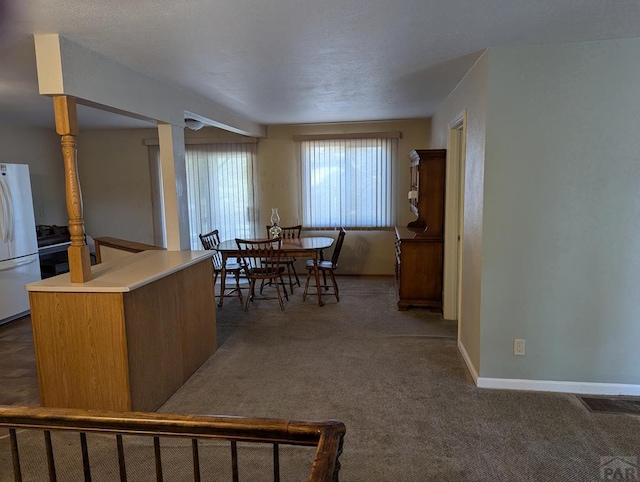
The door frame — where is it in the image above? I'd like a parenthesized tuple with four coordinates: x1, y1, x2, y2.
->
(443, 110, 467, 331)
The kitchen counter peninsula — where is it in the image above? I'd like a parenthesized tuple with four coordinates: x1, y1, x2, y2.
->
(25, 250, 217, 412)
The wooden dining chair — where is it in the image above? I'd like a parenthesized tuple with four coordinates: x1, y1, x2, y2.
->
(236, 237, 288, 311)
(199, 229, 244, 307)
(303, 228, 346, 303)
(264, 224, 302, 292)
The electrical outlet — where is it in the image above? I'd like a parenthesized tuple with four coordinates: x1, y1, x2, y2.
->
(513, 339, 526, 356)
(40, 209, 45, 217)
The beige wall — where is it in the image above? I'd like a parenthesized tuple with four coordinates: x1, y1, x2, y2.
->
(0, 123, 66, 226)
(78, 119, 430, 275)
(55, 125, 244, 247)
(260, 120, 431, 275)
(78, 128, 157, 244)
(480, 39, 640, 384)
(76, 119, 430, 275)
(430, 52, 488, 375)
(77, 126, 255, 247)
(433, 38, 640, 388)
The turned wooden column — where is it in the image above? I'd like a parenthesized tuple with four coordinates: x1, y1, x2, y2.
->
(53, 96, 92, 283)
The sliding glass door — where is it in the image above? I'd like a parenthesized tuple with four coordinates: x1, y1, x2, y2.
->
(149, 142, 258, 250)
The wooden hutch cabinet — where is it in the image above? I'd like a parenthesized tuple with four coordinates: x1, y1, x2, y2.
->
(395, 149, 446, 310)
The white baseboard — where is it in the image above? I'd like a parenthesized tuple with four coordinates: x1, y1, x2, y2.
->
(456, 341, 640, 396)
(457, 340, 479, 384)
(476, 377, 640, 396)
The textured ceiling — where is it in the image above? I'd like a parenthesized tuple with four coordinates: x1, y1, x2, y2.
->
(1, 0, 640, 129)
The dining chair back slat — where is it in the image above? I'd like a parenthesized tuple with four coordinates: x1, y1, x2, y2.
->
(265, 225, 302, 241)
(303, 228, 346, 303)
(264, 225, 302, 292)
(235, 237, 288, 311)
(199, 229, 244, 307)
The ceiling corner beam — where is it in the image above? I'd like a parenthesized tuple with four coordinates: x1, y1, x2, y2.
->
(33, 34, 265, 137)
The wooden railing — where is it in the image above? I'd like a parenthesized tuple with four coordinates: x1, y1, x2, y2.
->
(0, 405, 345, 482)
(93, 236, 165, 263)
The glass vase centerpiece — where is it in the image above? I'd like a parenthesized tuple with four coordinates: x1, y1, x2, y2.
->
(269, 208, 282, 238)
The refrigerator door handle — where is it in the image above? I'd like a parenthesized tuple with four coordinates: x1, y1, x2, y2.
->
(0, 253, 39, 272)
(0, 177, 14, 242)
(0, 177, 9, 242)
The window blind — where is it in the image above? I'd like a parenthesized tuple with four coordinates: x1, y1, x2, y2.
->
(185, 143, 257, 249)
(299, 137, 396, 228)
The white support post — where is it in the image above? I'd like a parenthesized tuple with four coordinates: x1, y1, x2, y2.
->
(157, 123, 190, 250)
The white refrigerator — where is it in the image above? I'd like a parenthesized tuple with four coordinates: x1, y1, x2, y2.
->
(0, 163, 42, 324)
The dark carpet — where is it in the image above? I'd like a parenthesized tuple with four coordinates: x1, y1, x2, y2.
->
(2, 276, 639, 481)
(160, 276, 640, 481)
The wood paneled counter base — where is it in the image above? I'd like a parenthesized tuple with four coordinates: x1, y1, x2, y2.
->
(25, 250, 216, 412)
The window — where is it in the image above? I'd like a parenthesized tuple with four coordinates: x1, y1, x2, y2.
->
(299, 135, 397, 228)
(184, 143, 257, 249)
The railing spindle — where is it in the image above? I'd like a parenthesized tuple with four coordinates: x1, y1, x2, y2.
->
(44, 430, 57, 481)
(231, 440, 239, 482)
(79, 432, 92, 482)
(191, 439, 200, 482)
(154, 436, 163, 482)
(332, 434, 345, 482)
(116, 434, 127, 481)
(9, 428, 22, 482)
(273, 443, 280, 482)
(0, 406, 346, 482)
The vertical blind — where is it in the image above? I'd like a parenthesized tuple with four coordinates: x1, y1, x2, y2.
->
(299, 137, 396, 228)
(185, 143, 257, 249)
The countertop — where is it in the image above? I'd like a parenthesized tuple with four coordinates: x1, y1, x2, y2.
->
(26, 250, 213, 293)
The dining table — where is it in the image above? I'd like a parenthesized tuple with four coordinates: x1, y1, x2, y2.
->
(216, 236, 335, 307)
